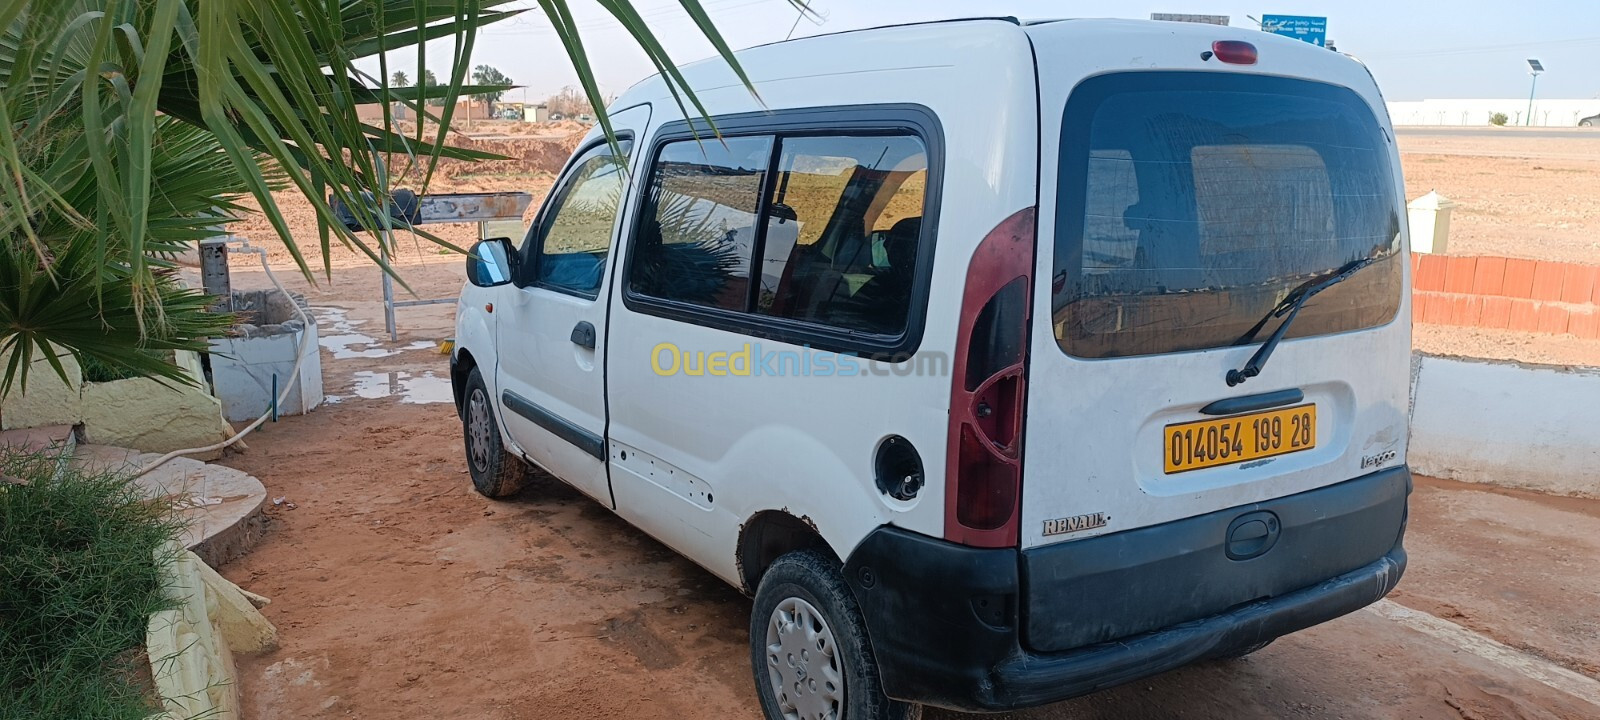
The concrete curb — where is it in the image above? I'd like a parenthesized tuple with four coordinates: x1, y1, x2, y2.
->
(73, 444, 271, 567)
(1410, 353, 1600, 498)
(146, 544, 277, 720)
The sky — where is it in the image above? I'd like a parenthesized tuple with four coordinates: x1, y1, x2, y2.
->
(367, 0, 1600, 104)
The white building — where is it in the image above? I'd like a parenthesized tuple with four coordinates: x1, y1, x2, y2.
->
(1386, 98, 1600, 127)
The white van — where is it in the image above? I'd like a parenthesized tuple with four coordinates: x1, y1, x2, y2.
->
(451, 17, 1411, 718)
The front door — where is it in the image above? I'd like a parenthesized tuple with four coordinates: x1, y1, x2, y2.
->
(495, 104, 649, 505)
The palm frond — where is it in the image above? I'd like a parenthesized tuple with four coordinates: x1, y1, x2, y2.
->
(1, 0, 801, 390)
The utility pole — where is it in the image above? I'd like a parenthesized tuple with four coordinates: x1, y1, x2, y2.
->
(1526, 59, 1544, 127)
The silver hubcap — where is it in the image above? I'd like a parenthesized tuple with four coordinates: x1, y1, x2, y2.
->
(766, 597, 844, 720)
(466, 389, 492, 473)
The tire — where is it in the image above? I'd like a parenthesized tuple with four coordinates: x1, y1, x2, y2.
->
(461, 367, 527, 498)
(1582, 119, 1596, 128)
(750, 549, 920, 720)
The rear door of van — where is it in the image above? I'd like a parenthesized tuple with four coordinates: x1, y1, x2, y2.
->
(1018, 21, 1411, 647)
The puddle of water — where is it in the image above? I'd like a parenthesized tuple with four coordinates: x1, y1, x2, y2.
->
(314, 308, 436, 360)
(314, 308, 400, 360)
(349, 370, 452, 404)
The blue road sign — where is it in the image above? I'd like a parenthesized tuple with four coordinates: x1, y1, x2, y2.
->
(1261, 14, 1328, 47)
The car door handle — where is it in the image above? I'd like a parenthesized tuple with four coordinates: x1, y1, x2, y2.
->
(570, 321, 597, 350)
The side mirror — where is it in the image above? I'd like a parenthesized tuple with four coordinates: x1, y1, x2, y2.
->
(466, 238, 517, 287)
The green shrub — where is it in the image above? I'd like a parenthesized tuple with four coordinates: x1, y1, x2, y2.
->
(0, 450, 184, 720)
(79, 350, 176, 384)
(1489, 112, 1509, 126)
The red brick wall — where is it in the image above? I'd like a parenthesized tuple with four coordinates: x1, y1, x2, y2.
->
(1412, 254, 1600, 338)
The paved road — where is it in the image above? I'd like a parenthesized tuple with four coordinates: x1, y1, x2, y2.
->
(1397, 126, 1600, 141)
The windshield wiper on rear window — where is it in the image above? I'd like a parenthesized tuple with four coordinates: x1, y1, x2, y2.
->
(1225, 256, 1379, 387)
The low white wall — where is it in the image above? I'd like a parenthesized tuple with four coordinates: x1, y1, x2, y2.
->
(1387, 98, 1600, 127)
(210, 322, 322, 422)
(2, 351, 232, 460)
(1410, 355, 1600, 497)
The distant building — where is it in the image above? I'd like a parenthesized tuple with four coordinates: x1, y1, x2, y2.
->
(524, 104, 550, 123)
(449, 99, 493, 122)
(354, 102, 408, 125)
(1387, 98, 1600, 127)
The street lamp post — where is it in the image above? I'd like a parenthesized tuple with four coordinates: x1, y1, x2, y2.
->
(1526, 58, 1544, 127)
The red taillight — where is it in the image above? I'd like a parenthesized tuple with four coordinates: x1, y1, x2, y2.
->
(1211, 40, 1258, 65)
(946, 207, 1035, 548)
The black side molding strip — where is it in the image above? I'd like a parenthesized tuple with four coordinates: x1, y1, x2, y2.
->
(501, 390, 605, 461)
(1200, 388, 1305, 416)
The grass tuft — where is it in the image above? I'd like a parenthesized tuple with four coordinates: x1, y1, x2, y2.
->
(0, 449, 184, 720)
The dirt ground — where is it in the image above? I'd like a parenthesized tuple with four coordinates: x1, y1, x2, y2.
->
(1395, 129, 1600, 365)
(1397, 129, 1600, 265)
(203, 127, 1600, 718)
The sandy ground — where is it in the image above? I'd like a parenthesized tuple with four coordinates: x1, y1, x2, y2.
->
(1398, 130, 1600, 266)
(1396, 129, 1600, 365)
(200, 128, 1600, 718)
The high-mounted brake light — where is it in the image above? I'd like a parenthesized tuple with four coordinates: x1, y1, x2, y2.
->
(945, 207, 1035, 548)
(1211, 40, 1258, 65)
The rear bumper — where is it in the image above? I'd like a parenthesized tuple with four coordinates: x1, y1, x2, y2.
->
(843, 466, 1410, 712)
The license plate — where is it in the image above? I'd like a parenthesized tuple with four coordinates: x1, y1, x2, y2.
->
(1164, 404, 1316, 474)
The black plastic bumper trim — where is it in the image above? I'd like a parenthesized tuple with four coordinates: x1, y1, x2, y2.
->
(989, 547, 1405, 709)
(844, 466, 1411, 712)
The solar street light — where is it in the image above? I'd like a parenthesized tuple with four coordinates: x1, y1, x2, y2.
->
(1527, 59, 1544, 126)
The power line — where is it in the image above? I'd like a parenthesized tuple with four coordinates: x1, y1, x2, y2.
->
(1365, 36, 1600, 60)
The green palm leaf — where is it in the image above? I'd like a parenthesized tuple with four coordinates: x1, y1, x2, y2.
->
(1, 0, 803, 391)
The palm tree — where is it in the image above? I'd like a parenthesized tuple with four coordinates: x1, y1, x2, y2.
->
(0, 0, 804, 390)
(391, 70, 411, 88)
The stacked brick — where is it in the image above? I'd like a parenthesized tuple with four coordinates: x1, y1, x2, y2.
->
(1412, 254, 1600, 339)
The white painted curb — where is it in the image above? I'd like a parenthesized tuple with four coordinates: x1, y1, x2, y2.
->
(146, 543, 276, 720)
(1410, 353, 1600, 498)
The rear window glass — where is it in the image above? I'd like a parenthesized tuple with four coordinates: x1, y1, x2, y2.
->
(1053, 73, 1403, 359)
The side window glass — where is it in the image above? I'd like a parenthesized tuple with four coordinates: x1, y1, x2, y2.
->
(755, 135, 928, 335)
(629, 136, 773, 311)
(530, 140, 633, 296)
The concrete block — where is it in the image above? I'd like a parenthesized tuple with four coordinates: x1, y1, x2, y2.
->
(1410, 355, 1600, 498)
(193, 552, 279, 653)
(210, 290, 323, 422)
(0, 352, 83, 430)
(210, 321, 323, 421)
(80, 351, 230, 459)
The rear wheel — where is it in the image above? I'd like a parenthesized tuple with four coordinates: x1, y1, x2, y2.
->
(462, 368, 527, 498)
(751, 549, 920, 720)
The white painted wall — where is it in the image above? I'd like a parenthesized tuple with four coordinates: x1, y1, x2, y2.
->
(1387, 98, 1600, 127)
(1410, 355, 1600, 497)
(209, 323, 323, 422)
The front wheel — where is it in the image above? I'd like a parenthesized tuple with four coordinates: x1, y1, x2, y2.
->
(750, 549, 920, 720)
(1582, 118, 1596, 127)
(461, 368, 527, 498)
